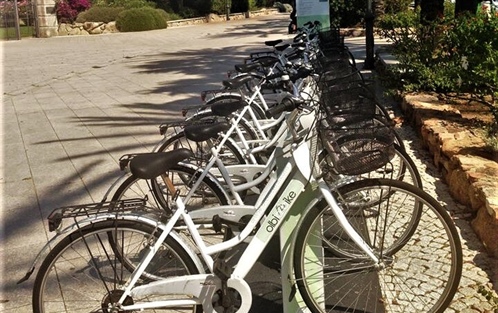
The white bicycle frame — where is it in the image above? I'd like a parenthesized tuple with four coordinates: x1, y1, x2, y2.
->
(113, 109, 380, 313)
(181, 101, 315, 208)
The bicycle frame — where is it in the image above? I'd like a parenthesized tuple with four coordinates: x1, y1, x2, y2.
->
(112, 110, 380, 313)
(182, 104, 314, 207)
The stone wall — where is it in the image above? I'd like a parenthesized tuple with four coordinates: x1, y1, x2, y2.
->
(58, 21, 118, 35)
(401, 93, 498, 257)
(53, 8, 279, 36)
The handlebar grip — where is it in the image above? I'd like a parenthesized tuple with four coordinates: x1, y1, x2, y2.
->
(262, 80, 285, 90)
(265, 98, 297, 119)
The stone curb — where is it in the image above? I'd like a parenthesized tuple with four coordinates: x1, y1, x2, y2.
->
(56, 9, 281, 36)
(376, 51, 498, 257)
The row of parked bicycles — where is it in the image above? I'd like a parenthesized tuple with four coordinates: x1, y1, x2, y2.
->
(22, 22, 463, 313)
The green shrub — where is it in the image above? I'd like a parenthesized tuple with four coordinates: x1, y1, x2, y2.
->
(211, 0, 227, 15)
(273, 2, 291, 12)
(384, 0, 412, 14)
(115, 7, 167, 31)
(329, 0, 366, 28)
(377, 10, 498, 129)
(152, 8, 168, 27)
(248, 0, 257, 11)
(76, 6, 124, 22)
(91, 0, 155, 9)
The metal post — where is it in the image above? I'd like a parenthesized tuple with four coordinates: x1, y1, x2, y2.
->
(226, 0, 230, 21)
(13, 0, 21, 40)
(364, 0, 375, 69)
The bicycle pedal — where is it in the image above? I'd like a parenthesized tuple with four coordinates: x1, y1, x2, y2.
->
(213, 259, 232, 281)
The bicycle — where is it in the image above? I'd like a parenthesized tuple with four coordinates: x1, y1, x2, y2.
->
(25, 98, 462, 313)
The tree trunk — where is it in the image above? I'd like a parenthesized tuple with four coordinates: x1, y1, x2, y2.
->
(420, 0, 444, 23)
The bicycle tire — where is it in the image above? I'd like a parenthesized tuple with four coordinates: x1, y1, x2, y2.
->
(322, 143, 422, 189)
(157, 130, 247, 168)
(356, 143, 421, 187)
(293, 178, 462, 313)
(33, 219, 202, 313)
(156, 131, 254, 200)
(205, 93, 267, 122)
(111, 164, 230, 217)
(185, 107, 267, 160)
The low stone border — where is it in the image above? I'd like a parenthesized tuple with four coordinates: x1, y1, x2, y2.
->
(167, 8, 279, 27)
(401, 94, 498, 257)
(376, 51, 498, 257)
(57, 8, 280, 36)
(341, 28, 366, 37)
(58, 21, 118, 35)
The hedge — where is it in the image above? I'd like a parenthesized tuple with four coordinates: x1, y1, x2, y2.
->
(115, 7, 168, 32)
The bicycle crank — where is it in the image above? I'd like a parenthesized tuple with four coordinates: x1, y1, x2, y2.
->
(102, 290, 134, 313)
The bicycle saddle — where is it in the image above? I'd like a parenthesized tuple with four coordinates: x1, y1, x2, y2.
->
(234, 63, 260, 73)
(129, 149, 193, 180)
(264, 39, 283, 47)
(184, 121, 230, 142)
(275, 43, 291, 52)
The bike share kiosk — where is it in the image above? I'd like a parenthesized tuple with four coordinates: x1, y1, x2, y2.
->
(281, 1, 330, 311)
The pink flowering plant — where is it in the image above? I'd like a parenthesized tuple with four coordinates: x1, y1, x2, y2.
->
(55, 0, 90, 23)
(0, 0, 34, 26)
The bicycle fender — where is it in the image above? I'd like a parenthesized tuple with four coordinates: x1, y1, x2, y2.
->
(17, 213, 205, 284)
(179, 162, 231, 202)
(293, 140, 315, 180)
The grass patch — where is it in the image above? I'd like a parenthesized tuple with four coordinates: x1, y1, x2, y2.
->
(0, 26, 35, 40)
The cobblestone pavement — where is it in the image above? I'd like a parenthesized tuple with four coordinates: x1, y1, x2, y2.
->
(1, 13, 497, 312)
(378, 91, 498, 312)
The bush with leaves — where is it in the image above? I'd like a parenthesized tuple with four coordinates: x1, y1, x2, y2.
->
(76, 6, 124, 22)
(273, 2, 292, 12)
(329, 0, 365, 28)
(377, 9, 498, 136)
(115, 7, 167, 31)
(55, 0, 91, 23)
(383, 0, 412, 14)
(92, 0, 156, 8)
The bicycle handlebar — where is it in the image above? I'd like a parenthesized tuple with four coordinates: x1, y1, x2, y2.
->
(265, 97, 300, 119)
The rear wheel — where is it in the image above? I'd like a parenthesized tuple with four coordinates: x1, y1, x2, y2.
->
(33, 220, 202, 313)
(111, 164, 230, 249)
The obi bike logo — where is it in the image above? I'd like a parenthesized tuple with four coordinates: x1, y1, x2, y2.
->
(266, 190, 297, 232)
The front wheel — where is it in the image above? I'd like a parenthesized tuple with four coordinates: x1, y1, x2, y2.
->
(33, 220, 202, 313)
(293, 178, 462, 313)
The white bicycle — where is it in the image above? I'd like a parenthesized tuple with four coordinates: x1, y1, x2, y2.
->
(24, 99, 462, 313)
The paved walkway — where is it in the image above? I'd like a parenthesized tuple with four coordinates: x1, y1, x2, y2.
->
(1, 13, 497, 312)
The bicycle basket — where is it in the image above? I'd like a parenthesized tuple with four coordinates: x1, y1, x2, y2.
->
(318, 70, 363, 90)
(319, 114, 396, 176)
(313, 54, 354, 75)
(319, 83, 378, 116)
(318, 27, 345, 50)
